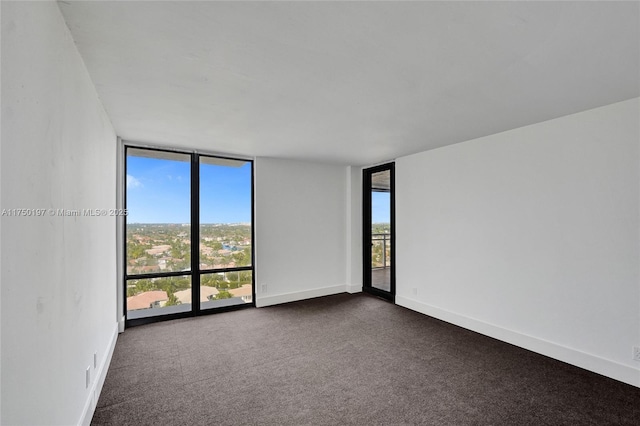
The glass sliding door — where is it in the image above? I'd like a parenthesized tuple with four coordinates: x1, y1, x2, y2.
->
(371, 182, 391, 292)
(363, 163, 395, 301)
(199, 156, 253, 310)
(124, 146, 254, 326)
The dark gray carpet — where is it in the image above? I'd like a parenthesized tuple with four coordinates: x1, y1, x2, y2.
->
(92, 293, 640, 425)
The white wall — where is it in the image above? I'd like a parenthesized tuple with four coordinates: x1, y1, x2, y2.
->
(0, 2, 3, 418)
(396, 98, 640, 387)
(1, 2, 118, 425)
(346, 165, 362, 293)
(255, 158, 347, 306)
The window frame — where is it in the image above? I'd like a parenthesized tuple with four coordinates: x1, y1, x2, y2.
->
(123, 144, 255, 327)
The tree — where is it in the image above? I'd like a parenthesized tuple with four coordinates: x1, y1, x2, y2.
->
(239, 271, 252, 284)
(214, 290, 233, 300)
(164, 291, 180, 306)
(202, 274, 224, 287)
(232, 251, 245, 266)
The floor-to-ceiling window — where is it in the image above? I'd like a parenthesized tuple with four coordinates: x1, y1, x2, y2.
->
(363, 163, 395, 301)
(198, 155, 253, 310)
(124, 146, 253, 326)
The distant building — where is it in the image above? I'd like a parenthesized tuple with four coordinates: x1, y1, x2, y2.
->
(158, 258, 167, 270)
(127, 265, 160, 274)
(174, 286, 219, 304)
(126, 290, 168, 310)
(229, 284, 252, 303)
(145, 244, 171, 255)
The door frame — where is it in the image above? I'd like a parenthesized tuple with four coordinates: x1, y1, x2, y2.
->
(362, 162, 395, 302)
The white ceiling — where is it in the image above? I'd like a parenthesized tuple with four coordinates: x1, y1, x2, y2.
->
(58, 1, 639, 166)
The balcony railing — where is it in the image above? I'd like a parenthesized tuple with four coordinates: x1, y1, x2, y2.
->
(372, 233, 391, 269)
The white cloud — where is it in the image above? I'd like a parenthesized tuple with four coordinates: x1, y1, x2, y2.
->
(127, 174, 142, 189)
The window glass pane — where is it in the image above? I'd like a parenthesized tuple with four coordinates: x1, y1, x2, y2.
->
(200, 271, 253, 310)
(371, 170, 391, 292)
(371, 191, 391, 269)
(126, 149, 191, 274)
(199, 158, 252, 269)
(126, 275, 192, 319)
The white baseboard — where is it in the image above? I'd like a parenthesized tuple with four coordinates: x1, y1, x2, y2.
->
(79, 322, 119, 426)
(396, 296, 640, 388)
(118, 316, 125, 333)
(256, 285, 346, 307)
(346, 284, 362, 294)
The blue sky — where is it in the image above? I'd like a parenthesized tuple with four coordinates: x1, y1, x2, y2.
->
(127, 153, 389, 224)
(126, 156, 251, 224)
(372, 191, 390, 223)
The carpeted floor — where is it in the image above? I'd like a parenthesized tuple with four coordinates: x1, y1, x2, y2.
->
(92, 293, 640, 425)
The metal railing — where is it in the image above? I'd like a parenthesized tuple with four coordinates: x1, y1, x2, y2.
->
(372, 233, 391, 269)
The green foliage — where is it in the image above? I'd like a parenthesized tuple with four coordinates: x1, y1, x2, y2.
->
(231, 247, 252, 267)
(239, 271, 252, 284)
(127, 287, 136, 298)
(214, 290, 233, 300)
(127, 276, 190, 298)
(127, 278, 154, 296)
(201, 274, 224, 287)
(204, 240, 223, 250)
(126, 242, 148, 260)
(164, 291, 180, 306)
(372, 223, 390, 234)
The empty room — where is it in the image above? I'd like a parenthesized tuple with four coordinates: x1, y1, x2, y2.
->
(1, 1, 639, 425)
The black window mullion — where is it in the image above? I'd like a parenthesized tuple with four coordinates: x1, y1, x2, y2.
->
(123, 146, 129, 320)
(191, 153, 201, 314)
(389, 162, 396, 298)
(128, 270, 195, 281)
(250, 160, 256, 305)
(200, 266, 252, 274)
(362, 170, 372, 290)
